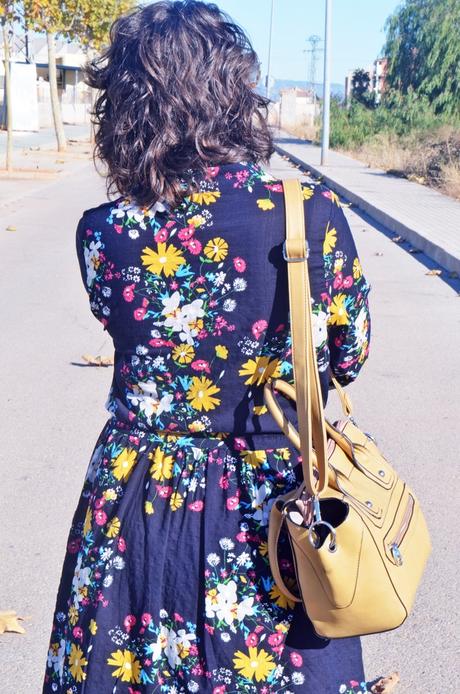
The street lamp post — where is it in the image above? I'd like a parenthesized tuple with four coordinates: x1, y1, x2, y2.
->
(266, 0, 275, 99)
(321, 0, 332, 165)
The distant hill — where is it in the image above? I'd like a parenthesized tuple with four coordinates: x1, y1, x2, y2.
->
(257, 78, 345, 102)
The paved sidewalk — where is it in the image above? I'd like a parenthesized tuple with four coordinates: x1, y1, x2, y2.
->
(275, 133, 460, 275)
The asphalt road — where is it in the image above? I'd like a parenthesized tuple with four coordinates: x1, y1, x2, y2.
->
(0, 153, 459, 693)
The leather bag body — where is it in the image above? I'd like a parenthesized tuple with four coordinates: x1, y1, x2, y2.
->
(264, 179, 431, 639)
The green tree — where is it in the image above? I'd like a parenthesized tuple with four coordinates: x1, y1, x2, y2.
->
(351, 68, 376, 109)
(384, 0, 460, 117)
(24, 0, 134, 153)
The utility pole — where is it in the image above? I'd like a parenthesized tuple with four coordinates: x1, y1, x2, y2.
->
(321, 0, 332, 165)
(305, 35, 322, 108)
(265, 0, 275, 99)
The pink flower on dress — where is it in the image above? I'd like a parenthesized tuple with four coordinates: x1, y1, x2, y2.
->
(178, 226, 195, 240)
(72, 627, 83, 641)
(252, 319, 268, 340)
(188, 500, 204, 512)
(265, 183, 283, 192)
(268, 632, 284, 647)
(114, 224, 123, 234)
(206, 166, 220, 179)
(118, 537, 127, 552)
(94, 509, 107, 526)
(155, 228, 169, 243)
(343, 275, 354, 289)
(333, 272, 343, 290)
(94, 497, 105, 509)
(233, 257, 246, 272)
(227, 497, 240, 511)
(124, 615, 136, 632)
(141, 613, 152, 626)
(134, 306, 146, 321)
(191, 359, 211, 373)
(245, 633, 259, 647)
(184, 238, 202, 255)
(290, 651, 303, 667)
(234, 437, 248, 451)
(157, 485, 173, 498)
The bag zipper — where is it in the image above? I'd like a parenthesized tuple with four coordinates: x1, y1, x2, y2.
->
(388, 494, 414, 566)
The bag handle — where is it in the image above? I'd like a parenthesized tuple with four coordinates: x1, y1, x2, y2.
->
(264, 179, 328, 497)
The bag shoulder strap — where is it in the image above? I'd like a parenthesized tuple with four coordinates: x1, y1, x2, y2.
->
(281, 179, 328, 496)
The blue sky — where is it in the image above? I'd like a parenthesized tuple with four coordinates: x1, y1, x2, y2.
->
(206, 0, 402, 86)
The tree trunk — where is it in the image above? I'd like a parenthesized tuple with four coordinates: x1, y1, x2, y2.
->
(46, 30, 66, 152)
(2, 20, 13, 172)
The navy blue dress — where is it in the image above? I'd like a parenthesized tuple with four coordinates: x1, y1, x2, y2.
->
(43, 162, 371, 694)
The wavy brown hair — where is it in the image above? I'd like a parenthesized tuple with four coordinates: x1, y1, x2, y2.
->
(85, 0, 273, 208)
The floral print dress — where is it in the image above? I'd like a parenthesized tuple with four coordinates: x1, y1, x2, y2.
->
(43, 162, 371, 694)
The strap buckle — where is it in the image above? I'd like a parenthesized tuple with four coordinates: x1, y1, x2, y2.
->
(282, 240, 310, 262)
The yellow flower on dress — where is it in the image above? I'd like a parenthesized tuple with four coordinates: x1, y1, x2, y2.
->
(353, 257, 363, 279)
(269, 580, 297, 609)
(191, 190, 221, 205)
(215, 344, 228, 359)
(188, 419, 206, 433)
(149, 447, 173, 481)
(233, 646, 276, 682)
(144, 500, 154, 514)
(329, 293, 349, 326)
(257, 198, 275, 211)
(241, 450, 267, 468)
(302, 185, 314, 200)
(83, 506, 92, 537)
(172, 344, 195, 364)
(107, 649, 141, 684)
(239, 356, 281, 386)
(89, 619, 98, 635)
(187, 376, 221, 412)
(170, 492, 183, 511)
(141, 243, 185, 277)
(259, 541, 268, 556)
(203, 237, 228, 262)
(253, 404, 268, 416)
(334, 257, 344, 273)
(112, 448, 138, 482)
(103, 488, 117, 501)
(323, 222, 337, 254)
(106, 516, 120, 538)
(68, 643, 87, 683)
(187, 214, 206, 227)
(68, 605, 79, 626)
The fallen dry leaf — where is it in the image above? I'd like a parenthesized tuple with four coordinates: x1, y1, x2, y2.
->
(82, 354, 114, 367)
(0, 610, 26, 635)
(6, 225, 16, 232)
(425, 269, 442, 276)
(371, 672, 400, 693)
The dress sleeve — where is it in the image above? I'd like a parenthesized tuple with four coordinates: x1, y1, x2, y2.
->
(75, 214, 112, 329)
(323, 198, 371, 385)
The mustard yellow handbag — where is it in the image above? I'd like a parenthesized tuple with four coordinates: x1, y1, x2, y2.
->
(264, 179, 431, 639)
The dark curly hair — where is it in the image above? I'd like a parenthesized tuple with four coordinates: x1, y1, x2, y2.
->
(85, 0, 273, 208)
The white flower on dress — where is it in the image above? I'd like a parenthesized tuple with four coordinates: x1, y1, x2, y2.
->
(292, 672, 305, 685)
(47, 638, 66, 680)
(236, 596, 255, 622)
(247, 482, 274, 526)
(207, 553, 220, 567)
(127, 381, 173, 423)
(205, 580, 238, 626)
(102, 286, 112, 297)
(128, 229, 140, 239)
(71, 554, 91, 607)
(213, 271, 227, 287)
(220, 632, 231, 643)
(83, 239, 102, 288)
(233, 277, 247, 292)
(161, 292, 205, 345)
(219, 538, 235, 551)
(312, 309, 328, 347)
(223, 298, 236, 312)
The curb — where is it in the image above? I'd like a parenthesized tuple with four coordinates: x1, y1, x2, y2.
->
(275, 142, 460, 275)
